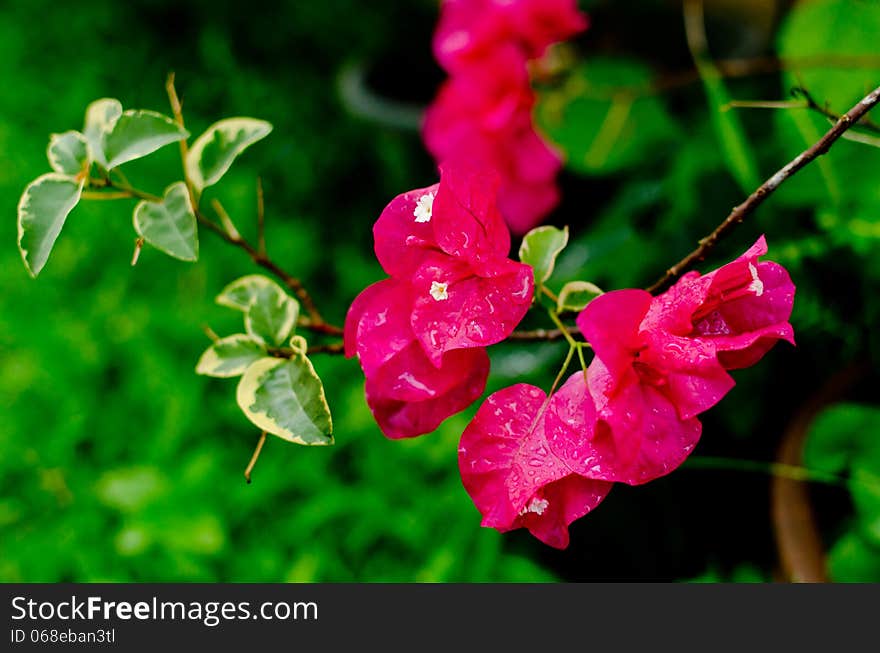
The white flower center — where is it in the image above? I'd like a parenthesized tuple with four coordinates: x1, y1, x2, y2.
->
(748, 262, 764, 297)
(521, 497, 549, 516)
(413, 191, 435, 223)
(430, 281, 449, 301)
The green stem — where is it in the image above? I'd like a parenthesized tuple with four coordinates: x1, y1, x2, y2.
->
(547, 309, 578, 348)
(576, 342, 591, 379)
(683, 455, 880, 492)
(549, 344, 576, 398)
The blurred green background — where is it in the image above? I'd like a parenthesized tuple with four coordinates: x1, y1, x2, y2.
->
(2, 0, 879, 582)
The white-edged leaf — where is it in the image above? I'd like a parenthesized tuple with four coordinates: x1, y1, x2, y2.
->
(195, 334, 267, 378)
(17, 173, 84, 277)
(245, 285, 299, 346)
(103, 110, 189, 169)
(519, 225, 569, 286)
(83, 98, 123, 167)
(133, 181, 198, 261)
(236, 356, 333, 445)
(186, 117, 273, 191)
(47, 131, 88, 175)
(556, 281, 604, 313)
(216, 274, 280, 311)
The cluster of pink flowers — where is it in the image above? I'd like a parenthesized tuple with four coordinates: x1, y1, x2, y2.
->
(344, 165, 534, 439)
(458, 237, 796, 548)
(423, 0, 588, 235)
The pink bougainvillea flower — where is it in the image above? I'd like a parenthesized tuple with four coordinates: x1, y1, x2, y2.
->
(434, 0, 588, 73)
(345, 277, 491, 439)
(410, 252, 533, 365)
(422, 62, 563, 235)
(344, 278, 415, 378)
(545, 365, 703, 486)
(647, 235, 796, 371)
(568, 236, 796, 484)
(370, 165, 534, 365)
(424, 0, 588, 234)
(458, 383, 612, 548)
(367, 343, 490, 440)
(373, 164, 513, 274)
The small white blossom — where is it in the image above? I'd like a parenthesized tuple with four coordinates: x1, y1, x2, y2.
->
(430, 281, 449, 301)
(413, 191, 435, 223)
(748, 262, 764, 297)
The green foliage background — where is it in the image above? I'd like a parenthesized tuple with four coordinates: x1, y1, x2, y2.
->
(2, 0, 879, 581)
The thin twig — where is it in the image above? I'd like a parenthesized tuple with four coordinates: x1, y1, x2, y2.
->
(506, 327, 573, 342)
(131, 237, 144, 266)
(244, 431, 267, 484)
(211, 198, 242, 241)
(791, 87, 880, 135)
(201, 324, 220, 342)
(647, 83, 880, 294)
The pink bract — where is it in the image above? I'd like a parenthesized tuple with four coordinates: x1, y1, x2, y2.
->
(367, 345, 490, 440)
(344, 278, 415, 378)
(345, 277, 492, 440)
(571, 236, 795, 484)
(434, 0, 588, 72)
(545, 367, 703, 485)
(424, 0, 587, 235)
(410, 253, 533, 365)
(458, 383, 612, 549)
(423, 71, 563, 236)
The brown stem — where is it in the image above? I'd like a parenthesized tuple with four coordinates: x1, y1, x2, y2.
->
(243, 431, 267, 484)
(771, 364, 867, 583)
(507, 326, 576, 342)
(647, 83, 880, 294)
(131, 237, 144, 266)
(791, 87, 880, 136)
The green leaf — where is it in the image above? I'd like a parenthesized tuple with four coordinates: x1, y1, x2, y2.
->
(186, 117, 273, 192)
(216, 274, 278, 311)
(47, 131, 88, 176)
(195, 334, 267, 378)
(519, 225, 569, 286)
(133, 181, 198, 261)
(556, 281, 603, 313)
(236, 356, 333, 445)
(245, 285, 299, 346)
(851, 464, 880, 546)
(536, 57, 679, 175)
(778, 0, 880, 114)
(102, 110, 189, 170)
(828, 530, 880, 582)
(83, 97, 123, 167)
(17, 173, 84, 277)
(215, 275, 299, 346)
(804, 403, 880, 474)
